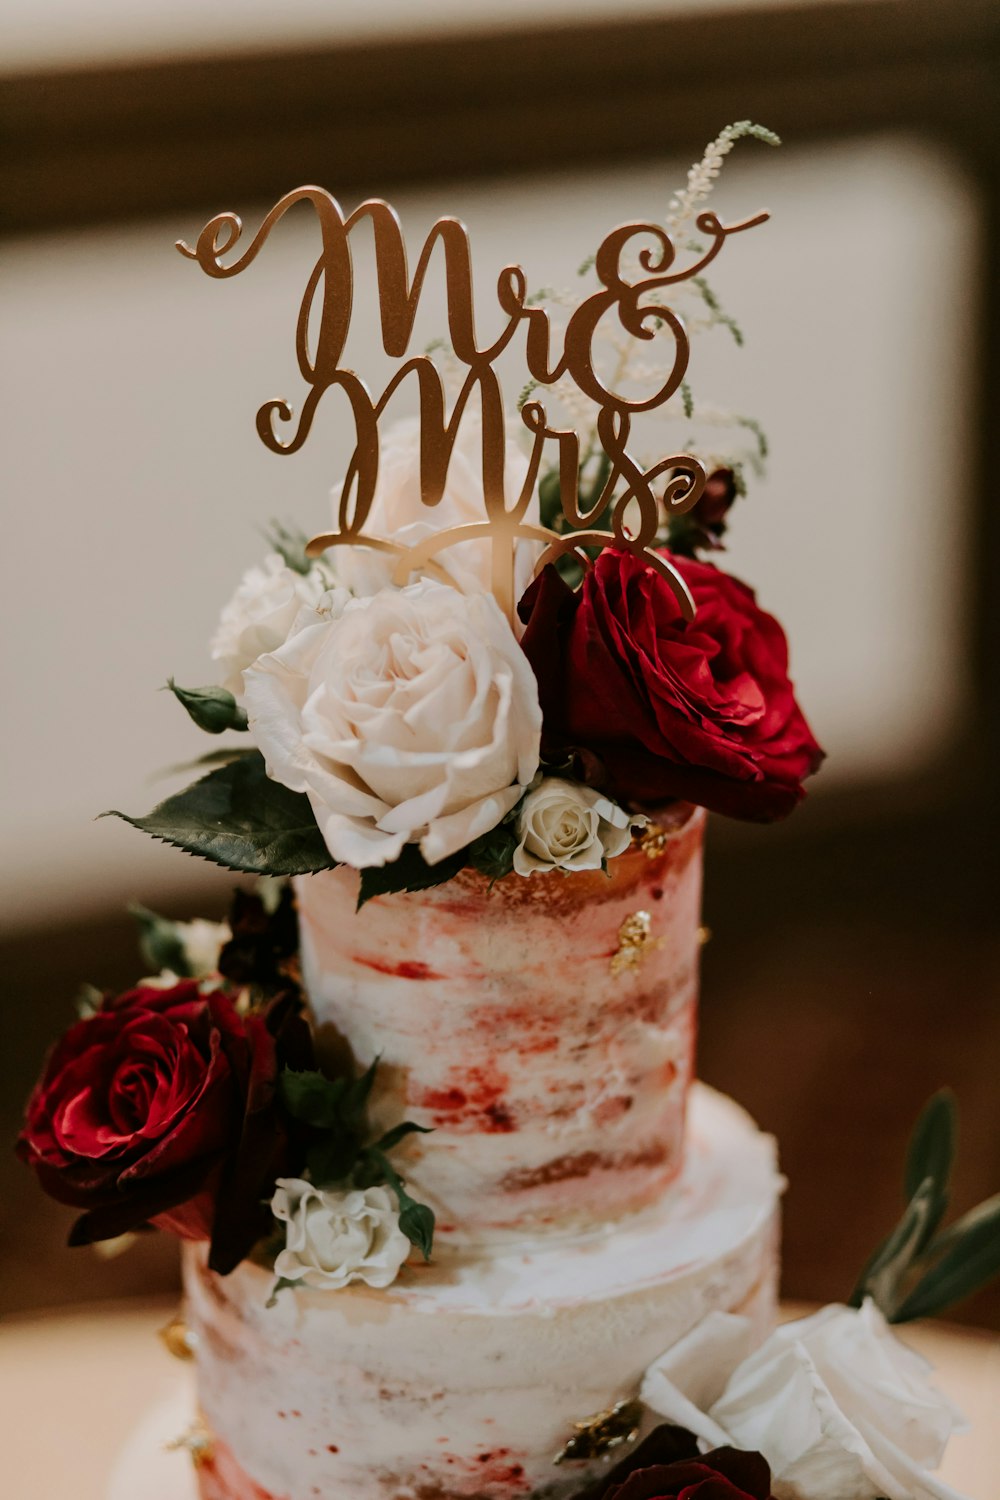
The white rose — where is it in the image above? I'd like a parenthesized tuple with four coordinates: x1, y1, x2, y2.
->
(175, 918, 230, 977)
(271, 1180, 411, 1291)
(642, 1301, 967, 1500)
(330, 413, 541, 601)
(210, 553, 334, 697)
(513, 777, 634, 875)
(243, 579, 541, 868)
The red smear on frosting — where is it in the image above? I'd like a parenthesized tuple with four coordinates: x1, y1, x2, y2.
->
(354, 954, 442, 981)
(196, 1435, 288, 1500)
(415, 1062, 515, 1133)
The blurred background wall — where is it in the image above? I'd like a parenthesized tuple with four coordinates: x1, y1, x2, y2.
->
(2, 0, 998, 1322)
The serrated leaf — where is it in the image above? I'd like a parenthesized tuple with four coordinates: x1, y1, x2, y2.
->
(166, 678, 248, 735)
(103, 752, 336, 876)
(128, 901, 190, 977)
(850, 1177, 939, 1316)
(895, 1194, 1000, 1323)
(373, 1121, 433, 1153)
(467, 824, 518, 882)
(356, 845, 465, 910)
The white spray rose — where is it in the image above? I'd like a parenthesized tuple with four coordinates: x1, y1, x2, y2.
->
(211, 553, 334, 698)
(642, 1300, 967, 1500)
(243, 578, 541, 869)
(513, 777, 634, 875)
(271, 1181, 411, 1291)
(176, 918, 230, 977)
(330, 413, 541, 601)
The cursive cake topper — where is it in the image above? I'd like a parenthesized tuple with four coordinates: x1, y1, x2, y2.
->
(177, 186, 767, 623)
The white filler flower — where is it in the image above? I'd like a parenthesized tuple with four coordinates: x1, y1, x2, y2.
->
(244, 578, 541, 869)
(211, 553, 333, 697)
(642, 1300, 967, 1500)
(271, 1181, 411, 1291)
(513, 777, 633, 875)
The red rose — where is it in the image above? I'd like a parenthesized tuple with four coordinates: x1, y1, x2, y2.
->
(519, 550, 823, 821)
(576, 1427, 773, 1500)
(17, 980, 312, 1273)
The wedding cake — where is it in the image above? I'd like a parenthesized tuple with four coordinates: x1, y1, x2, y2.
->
(18, 127, 997, 1500)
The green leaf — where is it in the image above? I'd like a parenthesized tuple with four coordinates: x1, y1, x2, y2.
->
(894, 1194, 1000, 1323)
(166, 679, 248, 735)
(128, 902, 191, 977)
(103, 752, 336, 876)
(850, 1177, 940, 1316)
(278, 1070, 347, 1130)
(264, 521, 313, 576)
(356, 845, 465, 910)
(340, 1057, 379, 1131)
(373, 1121, 433, 1153)
(467, 823, 518, 882)
(398, 1200, 436, 1261)
(306, 1134, 360, 1188)
(904, 1089, 957, 1205)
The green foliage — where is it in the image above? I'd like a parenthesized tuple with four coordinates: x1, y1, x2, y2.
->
(166, 679, 248, 735)
(851, 1089, 1000, 1322)
(264, 520, 314, 575)
(128, 902, 191, 977)
(356, 845, 466, 910)
(103, 751, 336, 876)
(279, 1062, 436, 1261)
(467, 821, 519, 882)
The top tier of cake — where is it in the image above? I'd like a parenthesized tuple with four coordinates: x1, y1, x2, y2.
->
(294, 804, 705, 1246)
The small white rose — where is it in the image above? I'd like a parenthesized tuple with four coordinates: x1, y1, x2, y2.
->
(643, 1300, 967, 1500)
(331, 413, 541, 601)
(513, 777, 634, 876)
(271, 1180, 411, 1291)
(210, 553, 337, 698)
(243, 578, 541, 869)
(175, 918, 230, 978)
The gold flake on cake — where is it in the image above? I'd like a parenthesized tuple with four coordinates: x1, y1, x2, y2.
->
(553, 1398, 642, 1464)
(610, 910, 662, 975)
(166, 1416, 214, 1468)
(638, 824, 672, 860)
(158, 1311, 198, 1361)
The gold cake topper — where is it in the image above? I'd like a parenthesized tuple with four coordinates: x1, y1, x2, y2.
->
(177, 188, 767, 624)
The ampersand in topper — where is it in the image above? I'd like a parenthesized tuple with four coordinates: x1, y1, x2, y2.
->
(177, 187, 767, 624)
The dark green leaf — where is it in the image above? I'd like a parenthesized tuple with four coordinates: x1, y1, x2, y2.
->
(306, 1134, 360, 1188)
(128, 901, 191, 977)
(895, 1195, 1000, 1323)
(340, 1057, 379, 1131)
(467, 823, 518, 882)
(850, 1177, 939, 1316)
(102, 752, 336, 876)
(278, 1069, 347, 1129)
(373, 1121, 433, 1153)
(398, 1200, 436, 1261)
(356, 845, 465, 910)
(265, 1276, 300, 1309)
(166, 679, 248, 735)
(904, 1089, 957, 1207)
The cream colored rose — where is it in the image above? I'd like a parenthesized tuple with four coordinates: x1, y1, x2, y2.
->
(243, 579, 541, 869)
(331, 413, 541, 600)
(513, 777, 634, 875)
(642, 1300, 967, 1500)
(271, 1181, 410, 1291)
(211, 553, 335, 698)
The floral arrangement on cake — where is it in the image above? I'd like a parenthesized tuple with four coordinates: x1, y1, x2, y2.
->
(16, 128, 1000, 1500)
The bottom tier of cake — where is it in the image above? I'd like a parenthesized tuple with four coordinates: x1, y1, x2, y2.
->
(183, 1086, 782, 1500)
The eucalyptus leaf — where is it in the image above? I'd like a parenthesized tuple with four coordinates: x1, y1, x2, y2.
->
(166, 679, 248, 735)
(356, 845, 465, 911)
(850, 1177, 939, 1316)
(103, 752, 336, 876)
(895, 1194, 1000, 1323)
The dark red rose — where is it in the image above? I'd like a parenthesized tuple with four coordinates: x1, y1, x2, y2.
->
(574, 1426, 773, 1500)
(16, 980, 312, 1274)
(519, 550, 824, 821)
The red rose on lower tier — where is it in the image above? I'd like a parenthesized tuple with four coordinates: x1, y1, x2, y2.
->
(16, 980, 312, 1274)
(519, 550, 824, 821)
(576, 1427, 774, 1500)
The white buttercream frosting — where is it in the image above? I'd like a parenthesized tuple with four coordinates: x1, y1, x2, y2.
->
(183, 1086, 782, 1500)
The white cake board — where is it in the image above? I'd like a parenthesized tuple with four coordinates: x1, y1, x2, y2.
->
(106, 1381, 198, 1500)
